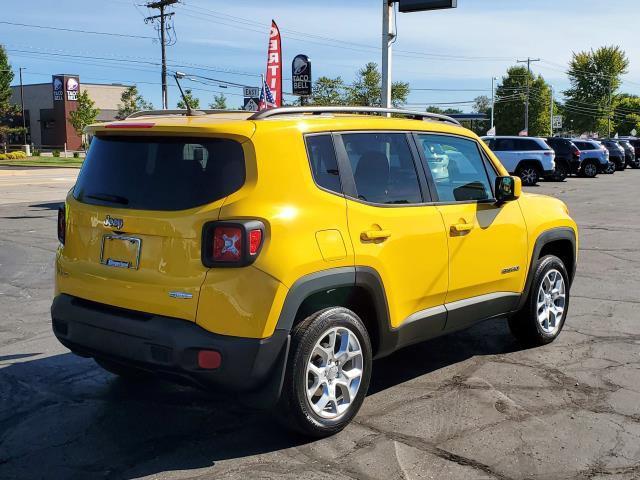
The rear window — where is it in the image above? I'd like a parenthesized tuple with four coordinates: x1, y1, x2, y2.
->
(74, 136, 245, 211)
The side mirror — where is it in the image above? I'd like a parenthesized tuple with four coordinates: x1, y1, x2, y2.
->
(495, 176, 521, 203)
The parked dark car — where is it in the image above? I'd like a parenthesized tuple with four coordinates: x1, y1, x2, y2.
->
(626, 138, 640, 169)
(601, 140, 626, 171)
(617, 140, 639, 168)
(545, 137, 581, 180)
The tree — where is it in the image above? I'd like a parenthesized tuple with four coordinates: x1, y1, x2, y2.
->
(564, 46, 629, 136)
(176, 89, 200, 110)
(311, 76, 346, 105)
(0, 45, 12, 109)
(613, 94, 640, 136)
(345, 62, 410, 107)
(426, 106, 462, 114)
(115, 86, 153, 119)
(0, 45, 23, 148)
(68, 90, 100, 149)
(494, 65, 552, 136)
(209, 93, 227, 110)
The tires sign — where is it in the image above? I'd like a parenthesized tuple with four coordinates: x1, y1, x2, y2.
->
(292, 54, 312, 97)
(553, 115, 562, 130)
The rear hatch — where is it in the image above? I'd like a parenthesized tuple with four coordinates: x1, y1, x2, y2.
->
(59, 130, 248, 321)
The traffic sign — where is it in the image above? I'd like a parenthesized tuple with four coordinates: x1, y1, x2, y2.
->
(398, 0, 457, 12)
(243, 87, 260, 98)
(244, 98, 260, 111)
(553, 115, 563, 129)
(292, 54, 312, 97)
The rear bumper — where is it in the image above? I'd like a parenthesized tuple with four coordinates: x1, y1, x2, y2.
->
(51, 294, 288, 392)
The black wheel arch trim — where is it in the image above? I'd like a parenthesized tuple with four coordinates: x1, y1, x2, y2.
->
(516, 227, 577, 311)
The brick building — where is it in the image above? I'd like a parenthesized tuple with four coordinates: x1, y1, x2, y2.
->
(9, 75, 131, 150)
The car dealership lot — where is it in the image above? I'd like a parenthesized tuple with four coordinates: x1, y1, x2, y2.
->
(1, 169, 639, 480)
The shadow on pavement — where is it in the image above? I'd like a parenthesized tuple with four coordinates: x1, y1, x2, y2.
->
(29, 202, 64, 210)
(0, 319, 522, 479)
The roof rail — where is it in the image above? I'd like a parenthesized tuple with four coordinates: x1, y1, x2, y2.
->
(126, 109, 238, 119)
(248, 106, 461, 126)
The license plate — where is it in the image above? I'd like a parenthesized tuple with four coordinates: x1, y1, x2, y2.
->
(100, 234, 142, 270)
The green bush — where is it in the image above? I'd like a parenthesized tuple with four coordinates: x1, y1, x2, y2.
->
(32, 149, 41, 157)
(6, 151, 27, 159)
(52, 150, 60, 158)
(0, 153, 6, 160)
(73, 151, 80, 158)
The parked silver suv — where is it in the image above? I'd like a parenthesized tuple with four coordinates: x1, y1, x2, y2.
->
(481, 136, 556, 186)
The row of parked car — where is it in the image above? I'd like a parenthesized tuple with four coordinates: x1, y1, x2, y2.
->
(481, 135, 640, 186)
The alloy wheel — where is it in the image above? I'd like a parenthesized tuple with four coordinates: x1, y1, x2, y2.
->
(536, 269, 566, 335)
(520, 168, 538, 186)
(605, 162, 616, 174)
(583, 162, 597, 178)
(305, 326, 364, 420)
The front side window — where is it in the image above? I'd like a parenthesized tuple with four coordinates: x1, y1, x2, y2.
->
(417, 134, 494, 203)
(341, 133, 423, 205)
(305, 134, 342, 194)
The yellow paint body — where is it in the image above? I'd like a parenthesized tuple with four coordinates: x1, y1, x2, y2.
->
(56, 112, 577, 339)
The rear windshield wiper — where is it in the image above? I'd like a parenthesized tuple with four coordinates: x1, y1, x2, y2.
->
(85, 193, 130, 205)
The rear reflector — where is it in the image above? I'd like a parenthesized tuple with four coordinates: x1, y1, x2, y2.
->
(197, 350, 221, 369)
(249, 229, 263, 255)
(57, 205, 65, 245)
(105, 122, 155, 129)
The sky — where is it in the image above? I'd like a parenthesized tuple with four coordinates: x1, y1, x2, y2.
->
(4, 0, 640, 111)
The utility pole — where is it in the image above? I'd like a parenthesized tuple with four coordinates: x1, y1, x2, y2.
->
(19, 67, 27, 148)
(517, 57, 540, 134)
(381, 0, 395, 112)
(607, 79, 612, 138)
(550, 85, 554, 136)
(145, 0, 178, 109)
(491, 76, 497, 131)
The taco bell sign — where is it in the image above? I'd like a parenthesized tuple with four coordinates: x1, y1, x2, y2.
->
(66, 77, 80, 101)
(53, 77, 64, 101)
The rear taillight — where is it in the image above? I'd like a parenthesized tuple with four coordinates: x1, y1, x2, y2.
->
(572, 148, 581, 159)
(57, 206, 65, 245)
(213, 226, 243, 262)
(202, 220, 265, 267)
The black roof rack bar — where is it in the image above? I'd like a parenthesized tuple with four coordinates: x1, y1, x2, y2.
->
(126, 109, 236, 119)
(247, 106, 461, 126)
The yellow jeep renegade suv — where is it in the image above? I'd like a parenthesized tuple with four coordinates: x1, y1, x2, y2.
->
(52, 106, 578, 437)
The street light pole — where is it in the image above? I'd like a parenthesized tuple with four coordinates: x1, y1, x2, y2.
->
(381, 0, 394, 111)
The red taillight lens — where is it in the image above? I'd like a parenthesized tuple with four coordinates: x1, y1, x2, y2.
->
(197, 350, 221, 370)
(213, 226, 243, 262)
(573, 149, 581, 158)
(249, 229, 263, 256)
(57, 206, 65, 245)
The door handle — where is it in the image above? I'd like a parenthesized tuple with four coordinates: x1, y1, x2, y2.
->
(450, 222, 474, 234)
(361, 230, 392, 241)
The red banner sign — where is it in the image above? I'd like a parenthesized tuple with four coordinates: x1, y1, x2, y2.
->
(264, 20, 282, 108)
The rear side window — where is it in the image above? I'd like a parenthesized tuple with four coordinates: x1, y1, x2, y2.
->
(74, 136, 245, 211)
(516, 139, 545, 151)
(341, 133, 423, 205)
(305, 135, 342, 194)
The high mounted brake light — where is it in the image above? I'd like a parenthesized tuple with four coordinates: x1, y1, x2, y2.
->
(202, 220, 265, 268)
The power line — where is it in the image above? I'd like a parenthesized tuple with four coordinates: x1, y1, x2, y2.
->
(0, 20, 155, 39)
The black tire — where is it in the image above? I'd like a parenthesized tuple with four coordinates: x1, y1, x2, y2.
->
(516, 164, 541, 186)
(550, 161, 568, 181)
(630, 159, 640, 169)
(580, 160, 598, 178)
(278, 307, 372, 438)
(508, 255, 570, 347)
(616, 160, 626, 171)
(95, 358, 152, 379)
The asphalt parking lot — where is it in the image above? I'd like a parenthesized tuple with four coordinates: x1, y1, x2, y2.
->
(1, 167, 639, 480)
